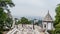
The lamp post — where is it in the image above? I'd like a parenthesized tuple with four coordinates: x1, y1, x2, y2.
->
(33, 21, 34, 30)
(15, 18, 18, 28)
(33, 19, 36, 30)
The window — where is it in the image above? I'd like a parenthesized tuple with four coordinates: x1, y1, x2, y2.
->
(44, 24, 46, 28)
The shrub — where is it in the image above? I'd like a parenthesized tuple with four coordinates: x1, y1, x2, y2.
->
(0, 32, 3, 34)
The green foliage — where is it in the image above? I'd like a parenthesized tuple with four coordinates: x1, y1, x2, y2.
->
(0, 8, 7, 21)
(0, 32, 3, 34)
(55, 28, 60, 34)
(47, 30, 56, 34)
(0, 8, 7, 30)
(55, 23, 60, 28)
(53, 4, 60, 34)
(54, 4, 60, 27)
(0, 0, 15, 7)
(0, 0, 15, 31)
(18, 17, 31, 24)
(5, 17, 13, 29)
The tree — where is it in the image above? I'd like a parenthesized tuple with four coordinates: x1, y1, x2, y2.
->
(0, 8, 7, 31)
(5, 17, 13, 29)
(18, 17, 31, 27)
(53, 4, 60, 34)
(0, 0, 15, 7)
(0, 0, 15, 13)
(20, 17, 31, 24)
(4, 11, 13, 30)
(0, 0, 15, 31)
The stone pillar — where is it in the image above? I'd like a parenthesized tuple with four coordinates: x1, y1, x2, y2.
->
(51, 21, 54, 30)
(11, 18, 15, 28)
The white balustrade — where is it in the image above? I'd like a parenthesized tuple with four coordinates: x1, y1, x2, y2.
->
(7, 24, 45, 34)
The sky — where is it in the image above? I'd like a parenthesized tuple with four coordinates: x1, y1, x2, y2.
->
(10, 0, 60, 19)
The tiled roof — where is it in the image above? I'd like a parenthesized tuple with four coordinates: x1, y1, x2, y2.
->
(43, 11, 53, 21)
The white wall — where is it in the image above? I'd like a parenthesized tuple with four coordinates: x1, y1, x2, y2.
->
(47, 23, 52, 30)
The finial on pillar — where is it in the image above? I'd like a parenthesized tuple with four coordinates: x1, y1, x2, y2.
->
(47, 10, 50, 15)
(48, 10, 49, 13)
